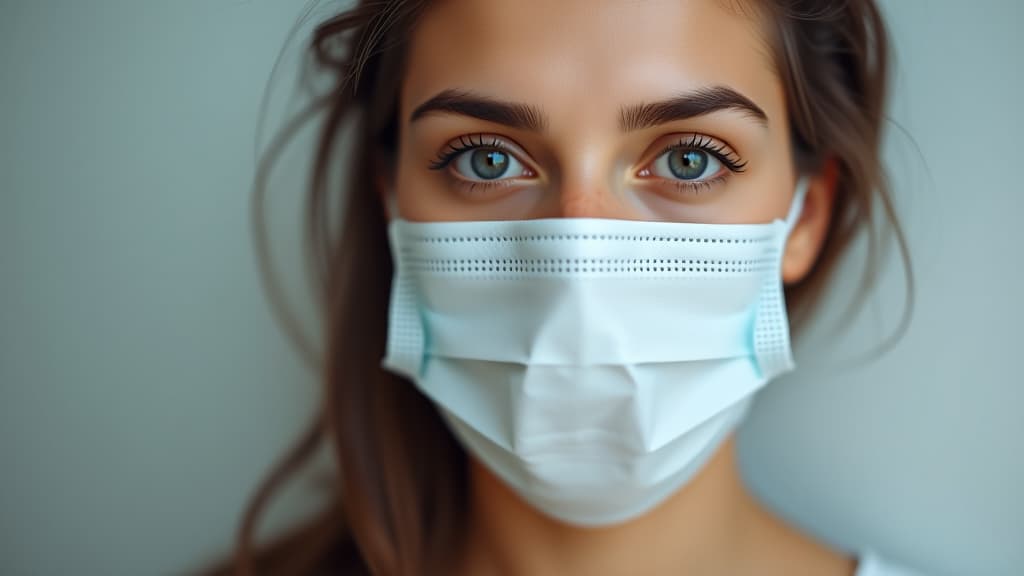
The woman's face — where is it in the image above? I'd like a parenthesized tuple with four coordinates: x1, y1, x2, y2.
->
(390, 0, 832, 281)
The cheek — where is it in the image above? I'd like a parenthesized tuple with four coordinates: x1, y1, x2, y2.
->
(701, 141, 797, 225)
(393, 143, 442, 221)
(748, 152, 799, 222)
(393, 149, 489, 222)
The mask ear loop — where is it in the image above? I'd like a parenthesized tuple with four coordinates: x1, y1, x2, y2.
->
(753, 176, 810, 381)
(783, 176, 810, 237)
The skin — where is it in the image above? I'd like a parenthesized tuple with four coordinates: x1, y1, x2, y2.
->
(381, 0, 850, 573)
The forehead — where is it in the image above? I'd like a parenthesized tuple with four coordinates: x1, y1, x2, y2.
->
(401, 0, 782, 127)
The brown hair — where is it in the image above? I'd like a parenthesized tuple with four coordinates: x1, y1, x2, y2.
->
(199, 0, 910, 574)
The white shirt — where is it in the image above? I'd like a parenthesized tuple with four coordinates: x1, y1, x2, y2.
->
(856, 550, 929, 576)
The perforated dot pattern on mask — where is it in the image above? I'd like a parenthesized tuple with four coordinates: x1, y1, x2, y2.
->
(751, 254, 792, 379)
(408, 233, 774, 245)
(408, 257, 775, 277)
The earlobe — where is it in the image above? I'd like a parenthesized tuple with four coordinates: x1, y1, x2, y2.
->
(782, 159, 839, 285)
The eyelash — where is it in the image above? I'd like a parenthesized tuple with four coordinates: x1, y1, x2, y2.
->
(660, 133, 747, 173)
(654, 134, 746, 196)
(427, 134, 528, 196)
(426, 132, 748, 197)
(428, 133, 509, 171)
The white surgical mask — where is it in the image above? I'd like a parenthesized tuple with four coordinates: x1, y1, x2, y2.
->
(382, 179, 808, 527)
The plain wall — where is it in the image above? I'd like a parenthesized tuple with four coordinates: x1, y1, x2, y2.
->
(1, 1, 1021, 574)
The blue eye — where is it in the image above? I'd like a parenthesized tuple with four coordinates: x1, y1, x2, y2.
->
(454, 148, 528, 180)
(652, 147, 723, 181)
(641, 135, 747, 190)
(429, 135, 533, 183)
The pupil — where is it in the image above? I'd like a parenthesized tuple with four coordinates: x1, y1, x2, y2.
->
(669, 149, 706, 180)
(471, 149, 509, 179)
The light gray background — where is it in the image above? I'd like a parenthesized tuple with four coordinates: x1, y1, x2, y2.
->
(1, 1, 1021, 575)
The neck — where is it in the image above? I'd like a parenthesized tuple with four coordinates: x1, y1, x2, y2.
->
(458, 434, 749, 576)
(456, 434, 858, 576)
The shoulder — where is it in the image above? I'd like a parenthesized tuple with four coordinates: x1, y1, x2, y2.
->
(855, 550, 930, 576)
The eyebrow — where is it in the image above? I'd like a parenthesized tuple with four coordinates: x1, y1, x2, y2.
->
(408, 86, 768, 132)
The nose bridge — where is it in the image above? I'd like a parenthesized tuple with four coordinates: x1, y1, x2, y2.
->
(539, 113, 637, 219)
(559, 186, 619, 219)
(554, 150, 627, 220)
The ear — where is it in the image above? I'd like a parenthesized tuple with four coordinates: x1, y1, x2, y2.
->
(782, 158, 838, 285)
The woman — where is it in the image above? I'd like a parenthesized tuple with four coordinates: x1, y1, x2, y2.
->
(207, 0, 920, 574)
